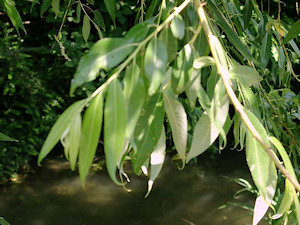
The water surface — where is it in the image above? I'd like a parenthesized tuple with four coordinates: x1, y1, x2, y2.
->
(0, 151, 266, 225)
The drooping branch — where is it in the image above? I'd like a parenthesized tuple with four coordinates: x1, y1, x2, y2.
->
(196, 2, 300, 193)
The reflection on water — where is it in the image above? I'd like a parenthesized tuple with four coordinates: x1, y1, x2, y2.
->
(0, 151, 267, 225)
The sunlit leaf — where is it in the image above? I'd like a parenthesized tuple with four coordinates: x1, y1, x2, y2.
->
(38, 99, 87, 165)
(283, 19, 300, 45)
(171, 44, 194, 94)
(123, 64, 146, 139)
(0, 132, 18, 142)
(269, 136, 298, 220)
(229, 66, 262, 86)
(253, 196, 270, 225)
(145, 126, 166, 198)
(163, 87, 187, 164)
(132, 93, 164, 174)
(159, 27, 178, 63)
(144, 38, 168, 95)
(78, 94, 103, 186)
(186, 69, 201, 109)
(104, 0, 115, 26)
(70, 38, 134, 96)
(82, 15, 91, 43)
(193, 56, 215, 69)
(245, 109, 277, 222)
(51, 0, 60, 18)
(170, 14, 185, 40)
(104, 79, 127, 185)
(186, 98, 228, 162)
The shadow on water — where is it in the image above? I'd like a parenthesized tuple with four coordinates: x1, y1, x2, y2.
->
(0, 150, 267, 225)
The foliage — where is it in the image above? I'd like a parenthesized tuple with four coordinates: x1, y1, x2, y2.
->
(1, 0, 300, 224)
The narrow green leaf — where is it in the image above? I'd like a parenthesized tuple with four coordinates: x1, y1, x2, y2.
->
(193, 56, 215, 69)
(144, 38, 168, 95)
(76, 1, 81, 22)
(229, 66, 262, 86)
(163, 87, 187, 164)
(68, 114, 82, 171)
(243, 0, 252, 29)
(186, 97, 228, 162)
(245, 109, 277, 211)
(207, 1, 256, 63)
(171, 44, 194, 94)
(104, 0, 115, 26)
(186, 69, 201, 109)
(93, 9, 105, 31)
(0, 217, 10, 225)
(104, 79, 127, 185)
(78, 94, 103, 186)
(40, 0, 51, 17)
(125, 20, 153, 43)
(132, 93, 164, 174)
(159, 27, 178, 63)
(145, 0, 160, 20)
(70, 38, 134, 96)
(1, 0, 26, 34)
(170, 14, 185, 40)
(0, 132, 18, 142)
(261, 32, 271, 68)
(38, 99, 87, 165)
(123, 64, 146, 139)
(145, 126, 166, 198)
(51, 0, 60, 18)
(82, 15, 91, 43)
(283, 19, 300, 45)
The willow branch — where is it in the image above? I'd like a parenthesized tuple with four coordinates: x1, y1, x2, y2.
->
(197, 3, 300, 193)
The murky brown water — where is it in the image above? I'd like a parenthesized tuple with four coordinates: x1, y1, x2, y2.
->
(0, 150, 268, 225)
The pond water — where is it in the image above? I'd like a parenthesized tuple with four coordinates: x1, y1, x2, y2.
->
(0, 150, 268, 225)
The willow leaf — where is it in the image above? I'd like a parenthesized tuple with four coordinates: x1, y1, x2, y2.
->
(207, 0, 255, 63)
(68, 114, 82, 171)
(145, 126, 166, 198)
(51, 0, 60, 18)
(70, 38, 134, 96)
(78, 94, 103, 186)
(1, 0, 26, 34)
(171, 44, 194, 94)
(229, 66, 262, 86)
(38, 99, 87, 165)
(159, 27, 178, 63)
(245, 109, 277, 223)
(123, 64, 146, 139)
(132, 93, 164, 174)
(104, 79, 127, 185)
(170, 14, 185, 40)
(193, 56, 215, 69)
(283, 19, 300, 44)
(104, 0, 115, 26)
(0, 132, 18, 142)
(163, 87, 187, 164)
(144, 38, 168, 95)
(82, 15, 91, 42)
